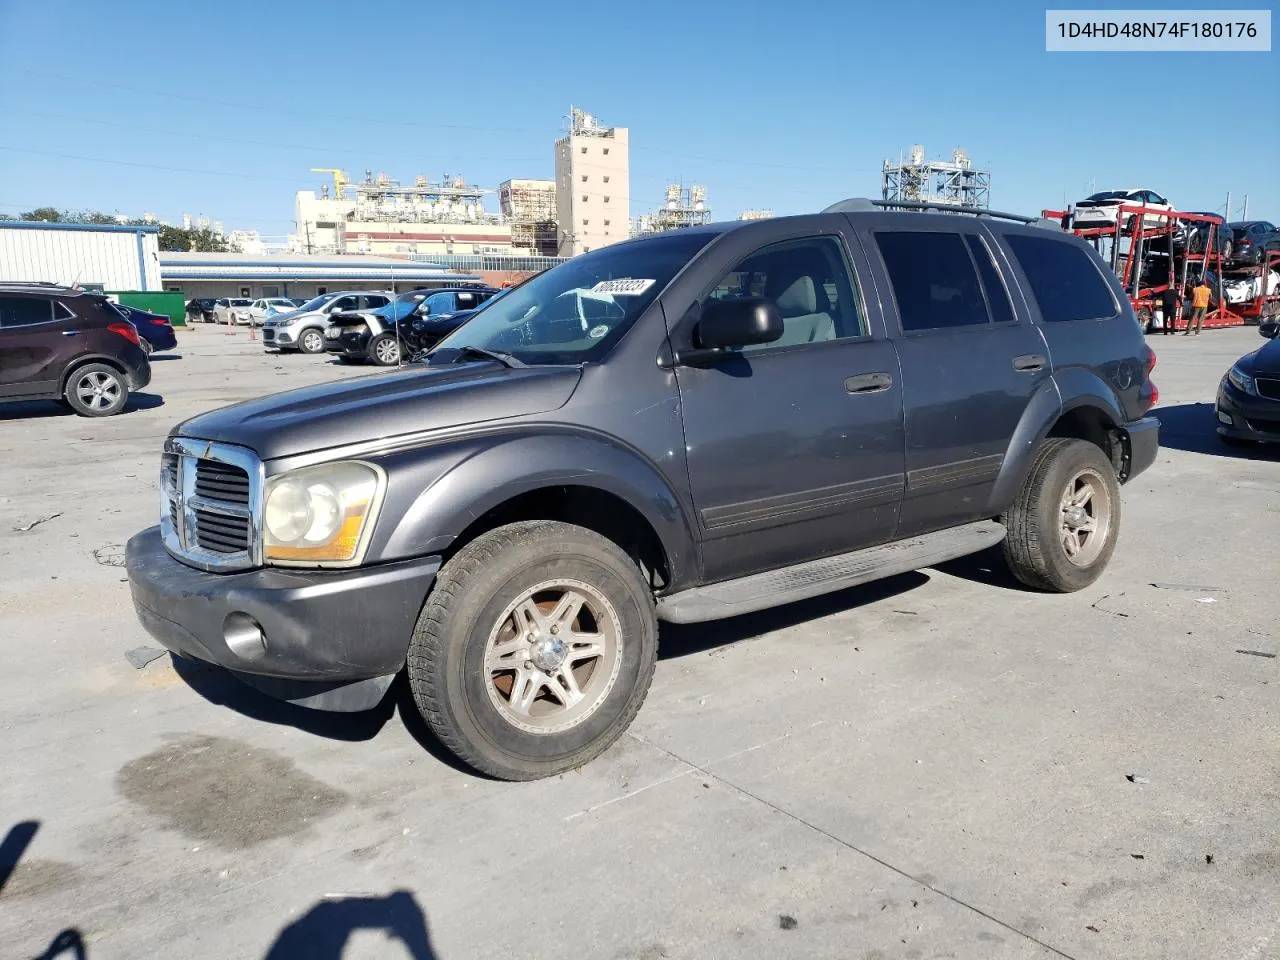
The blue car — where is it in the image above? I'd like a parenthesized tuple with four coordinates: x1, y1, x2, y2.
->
(116, 305, 178, 353)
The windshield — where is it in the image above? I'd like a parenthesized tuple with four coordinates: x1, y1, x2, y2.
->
(296, 295, 333, 312)
(432, 232, 715, 365)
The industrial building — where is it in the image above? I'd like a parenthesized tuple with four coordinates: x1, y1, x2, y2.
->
(294, 170, 516, 257)
(159, 252, 479, 299)
(499, 179, 558, 257)
(882, 145, 991, 209)
(0, 220, 162, 291)
(633, 184, 713, 236)
(554, 108, 630, 256)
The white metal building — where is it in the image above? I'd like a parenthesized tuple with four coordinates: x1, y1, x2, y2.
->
(0, 221, 162, 291)
(159, 252, 481, 299)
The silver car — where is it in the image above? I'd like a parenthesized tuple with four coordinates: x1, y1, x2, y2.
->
(261, 291, 392, 354)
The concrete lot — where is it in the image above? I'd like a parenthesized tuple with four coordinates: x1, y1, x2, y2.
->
(1, 325, 1277, 960)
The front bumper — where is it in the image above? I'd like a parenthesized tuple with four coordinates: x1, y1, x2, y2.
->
(325, 331, 373, 358)
(125, 526, 440, 709)
(1124, 416, 1160, 479)
(1216, 380, 1280, 442)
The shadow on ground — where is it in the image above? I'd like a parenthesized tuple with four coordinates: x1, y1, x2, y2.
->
(1153, 402, 1280, 460)
(148, 354, 183, 361)
(0, 392, 165, 421)
(264, 890, 437, 959)
(658, 571, 931, 659)
(170, 658, 473, 774)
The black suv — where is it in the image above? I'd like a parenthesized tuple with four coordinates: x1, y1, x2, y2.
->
(126, 200, 1158, 780)
(1227, 221, 1280, 266)
(0, 283, 151, 417)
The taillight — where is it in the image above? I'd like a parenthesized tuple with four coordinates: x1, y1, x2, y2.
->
(1145, 347, 1158, 410)
(107, 322, 141, 346)
(149, 317, 170, 326)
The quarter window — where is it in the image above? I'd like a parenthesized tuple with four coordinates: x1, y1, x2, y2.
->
(0, 296, 55, 327)
(1005, 234, 1118, 322)
(706, 236, 866, 351)
(875, 231, 990, 332)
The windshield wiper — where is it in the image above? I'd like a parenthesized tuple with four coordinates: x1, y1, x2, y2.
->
(448, 345, 526, 368)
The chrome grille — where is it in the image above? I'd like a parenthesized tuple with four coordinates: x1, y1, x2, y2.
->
(160, 438, 263, 572)
(195, 460, 250, 504)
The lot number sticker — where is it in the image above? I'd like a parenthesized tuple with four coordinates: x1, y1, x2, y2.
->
(590, 279, 655, 295)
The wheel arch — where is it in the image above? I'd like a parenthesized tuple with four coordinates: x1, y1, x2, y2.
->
(59, 354, 128, 393)
(987, 372, 1130, 514)
(368, 431, 699, 591)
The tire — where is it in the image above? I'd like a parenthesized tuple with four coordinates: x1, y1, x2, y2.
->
(407, 520, 658, 781)
(64, 363, 129, 417)
(1137, 308, 1153, 334)
(1001, 438, 1121, 592)
(369, 333, 401, 366)
(298, 328, 325, 354)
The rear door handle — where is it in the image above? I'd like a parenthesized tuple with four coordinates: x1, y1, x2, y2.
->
(1013, 353, 1046, 372)
(845, 372, 893, 394)
(61, 330, 81, 336)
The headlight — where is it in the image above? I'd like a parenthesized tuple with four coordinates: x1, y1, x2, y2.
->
(263, 461, 385, 565)
(1227, 364, 1258, 396)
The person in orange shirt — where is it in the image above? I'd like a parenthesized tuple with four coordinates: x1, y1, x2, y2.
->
(1186, 280, 1212, 335)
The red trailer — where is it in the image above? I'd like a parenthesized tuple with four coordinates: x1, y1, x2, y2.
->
(1220, 250, 1280, 324)
(1040, 204, 1243, 332)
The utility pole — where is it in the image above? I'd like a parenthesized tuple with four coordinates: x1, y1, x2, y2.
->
(1241, 194, 1248, 221)
(1225, 191, 1231, 222)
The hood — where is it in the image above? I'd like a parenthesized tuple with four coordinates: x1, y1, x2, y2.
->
(1248, 338, 1280, 377)
(173, 362, 583, 461)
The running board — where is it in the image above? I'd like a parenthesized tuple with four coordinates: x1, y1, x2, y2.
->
(657, 520, 1006, 624)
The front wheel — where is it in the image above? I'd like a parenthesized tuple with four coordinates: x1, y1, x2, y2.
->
(64, 363, 129, 417)
(1002, 438, 1121, 592)
(298, 328, 326, 354)
(369, 333, 401, 366)
(407, 520, 658, 781)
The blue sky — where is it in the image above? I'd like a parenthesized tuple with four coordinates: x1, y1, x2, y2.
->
(0, 0, 1275, 237)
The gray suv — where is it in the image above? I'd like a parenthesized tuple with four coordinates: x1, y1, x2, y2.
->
(126, 200, 1159, 780)
(261, 291, 391, 354)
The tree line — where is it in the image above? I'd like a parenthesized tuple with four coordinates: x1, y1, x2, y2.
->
(0, 207, 230, 252)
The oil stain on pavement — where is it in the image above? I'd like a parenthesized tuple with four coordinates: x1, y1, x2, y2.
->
(115, 734, 350, 849)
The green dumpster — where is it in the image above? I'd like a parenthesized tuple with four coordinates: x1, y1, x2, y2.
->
(111, 291, 188, 327)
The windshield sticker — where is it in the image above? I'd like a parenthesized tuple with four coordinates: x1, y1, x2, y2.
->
(590, 279, 655, 296)
(588, 324, 610, 339)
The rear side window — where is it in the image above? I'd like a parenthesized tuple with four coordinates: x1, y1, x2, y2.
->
(0, 296, 55, 327)
(1005, 235, 1118, 322)
(875, 231, 990, 332)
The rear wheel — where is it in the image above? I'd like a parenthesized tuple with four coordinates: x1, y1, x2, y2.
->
(298, 328, 325, 354)
(64, 363, 128, 417)
(369, 333, 401, 366)
(1002, 438, 1121, 592)
(407, 520, 658, 781)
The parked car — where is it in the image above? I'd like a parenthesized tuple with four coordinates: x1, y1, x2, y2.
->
(242, 298, 299, 327)
(260, 291, 392, 354)
(115, 304, 178, 353)
(1073, 188, 1174, 231)
(1217, 326, 1280, 445)
(402, 287, 513, 359)
(186, 298, 217, 323)
(1146, 212, 1231, 258)
(125, 202, 1159, 780)
(0, 283, 151, 417)
(325, 286, 501, 365)
(213, 298, 254, 325)
(1227, 221, 1280, 266)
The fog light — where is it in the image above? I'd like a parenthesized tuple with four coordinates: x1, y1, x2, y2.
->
(1217, 410, 1233, 425)
(223, 612, 266, 661)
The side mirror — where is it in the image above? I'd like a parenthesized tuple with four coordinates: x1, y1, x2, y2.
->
(679, 297, 783, 364)
(1260, 320, 1278, 339)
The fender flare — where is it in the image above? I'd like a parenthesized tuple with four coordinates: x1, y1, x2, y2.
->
(985, 369, 1126, 514)
(370, 430, 699, 588)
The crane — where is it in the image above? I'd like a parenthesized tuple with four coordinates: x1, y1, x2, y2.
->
(310, 168, 350, 201)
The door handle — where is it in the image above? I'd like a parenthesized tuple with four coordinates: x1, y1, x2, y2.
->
(61, 330, 81, 336)
(1013, 353, 1046, 372)
(845, 372, 893, 394)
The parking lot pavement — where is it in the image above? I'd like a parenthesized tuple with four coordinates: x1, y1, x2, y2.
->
(2, 325, 1277, 959)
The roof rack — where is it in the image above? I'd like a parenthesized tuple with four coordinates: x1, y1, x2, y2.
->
(822, 197, 1060, 230)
